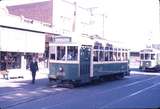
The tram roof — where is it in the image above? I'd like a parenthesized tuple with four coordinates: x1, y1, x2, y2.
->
(49, 35, 128, 50)
(73, 35, 128, 49)
(140, 48, 160, 53)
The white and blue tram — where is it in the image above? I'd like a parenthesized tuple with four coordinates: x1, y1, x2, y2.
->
(48, 36, 130, 85)
(139, 48, 160, 71)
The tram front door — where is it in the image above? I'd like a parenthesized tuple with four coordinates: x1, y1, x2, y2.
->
(80, 45, 91, 81)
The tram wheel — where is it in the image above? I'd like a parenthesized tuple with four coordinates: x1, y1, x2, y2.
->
(115, 73, 124, 80)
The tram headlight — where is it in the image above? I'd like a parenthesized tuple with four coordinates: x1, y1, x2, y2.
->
(59, 66, 64, 72)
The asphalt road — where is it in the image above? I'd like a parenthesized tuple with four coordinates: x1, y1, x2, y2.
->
(0, 71, 160, 109)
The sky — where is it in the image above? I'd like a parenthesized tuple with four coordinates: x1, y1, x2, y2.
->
(1, 0, 160, 50)
(75, 0, 160, 50)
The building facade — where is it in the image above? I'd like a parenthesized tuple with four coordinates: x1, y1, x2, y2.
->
(0, 6, 53, 70)
(1, 0, 102, 70)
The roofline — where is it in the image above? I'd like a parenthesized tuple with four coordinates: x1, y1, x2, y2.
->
(0, 0, 50, 6)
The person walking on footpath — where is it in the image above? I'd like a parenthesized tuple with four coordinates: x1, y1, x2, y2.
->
(30, 57, 39, 84)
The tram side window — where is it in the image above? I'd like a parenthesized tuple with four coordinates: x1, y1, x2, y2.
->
(67, 46, 78, 61)
(113, 52, 117, 61)
(125, 52, 128, 61)
(49, 46, 55, 60)
(118, 52, 121, 61)
(151, 54, 155, 60)
(99, 51, 104, 61)
(122, 52, 125, 61)
(93, 51, 98, 61)
(109, 51, 113, 61)
(157, 53, 160, 61)
(105, 51, 109, 61)
(140, 54, 144, 60)
(57, 46, 66, 60)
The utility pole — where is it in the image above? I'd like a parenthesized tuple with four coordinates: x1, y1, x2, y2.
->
(72, 2, 77, 32)
(102, 14, 107, 37)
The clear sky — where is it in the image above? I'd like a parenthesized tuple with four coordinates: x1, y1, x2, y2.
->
(72, 0, 160, 50)
(1, 0, 160, 50)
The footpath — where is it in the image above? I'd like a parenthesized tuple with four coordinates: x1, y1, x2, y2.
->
(0, 68, 50, 93)
(0, 68, 65, 109)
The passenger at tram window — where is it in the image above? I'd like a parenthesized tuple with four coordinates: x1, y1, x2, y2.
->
(67, 46, 78, 61)
(57, 46, 65, 60)
(93, 51, 98, 61)
(124, 53, 128, 61)
(105, 52, 109, 61)
(117, 52, 121, 61)
(73, 52, 78, 60)
(67, 52, 73, 60)
(99, 51, 104, 61)
(94, 45, 98, 49)
(109, 52, 113, 61)
(113, 52, 117, 61)
(117, 56, 121, 61)
(121, 53, 125, 61)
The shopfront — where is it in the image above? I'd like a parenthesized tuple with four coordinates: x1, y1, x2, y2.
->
(0, 26, 47, 70)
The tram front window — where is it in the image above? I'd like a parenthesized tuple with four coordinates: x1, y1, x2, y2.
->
(145, 53, 150, 60)
(140, 54, 144, 60)
(151, 54, 155, 60)
(67, 46, 78, 61)
(57, 46, 65, 60)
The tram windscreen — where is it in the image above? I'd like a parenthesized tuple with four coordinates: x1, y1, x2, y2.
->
(67, 46, 78, 61)
(57, 46, 66, 60)
(140, 54, 144, 60)
(151, 54, 155, 60)
(145, 54, 150, 60)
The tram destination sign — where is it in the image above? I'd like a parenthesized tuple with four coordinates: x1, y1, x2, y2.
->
(53, 36, 72, 43)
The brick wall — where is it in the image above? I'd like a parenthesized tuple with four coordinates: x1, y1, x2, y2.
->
(7, 0, 53, 24)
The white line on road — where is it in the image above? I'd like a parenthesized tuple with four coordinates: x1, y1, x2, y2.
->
(102, 79, 160, 108)
(98, 75, 160, 95)
(131, 71, 160, 76)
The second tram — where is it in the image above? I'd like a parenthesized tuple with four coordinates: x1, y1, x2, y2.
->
(48, 36, 130, 85)
(139, 48, 160, 72)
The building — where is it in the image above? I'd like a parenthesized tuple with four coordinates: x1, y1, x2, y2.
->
(1, 0, 104, 70)
(0, 6, 53, 70)
(5, 0, 94, 60)
(6, 0, 98, 36)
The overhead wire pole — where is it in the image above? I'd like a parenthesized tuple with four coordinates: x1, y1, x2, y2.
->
(72, 2, 77, 32)
(102, 14, 107, 37)
(102, 14, 105, 37)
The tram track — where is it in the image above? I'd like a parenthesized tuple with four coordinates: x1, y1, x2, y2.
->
(1, 74, 159, 109)
(38, 75, 160, 109)
(0, 85, 68, 109)
(101, 80, 160, 108)
(93, 75, 160, 109)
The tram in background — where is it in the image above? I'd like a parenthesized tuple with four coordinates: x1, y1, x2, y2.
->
(139, 48, 160, 72)
(48, 35, 130, 86)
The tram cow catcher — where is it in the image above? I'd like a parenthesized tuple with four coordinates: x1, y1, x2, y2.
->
(48, 35, 130, 86)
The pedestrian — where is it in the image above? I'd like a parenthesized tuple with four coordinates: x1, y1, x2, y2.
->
(0, 60, 8, 80)
(30, 57, 39, 84)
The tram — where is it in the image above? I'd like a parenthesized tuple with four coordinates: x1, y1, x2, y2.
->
(48, 35, 130, 85)
(139, 48, 160, 71)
